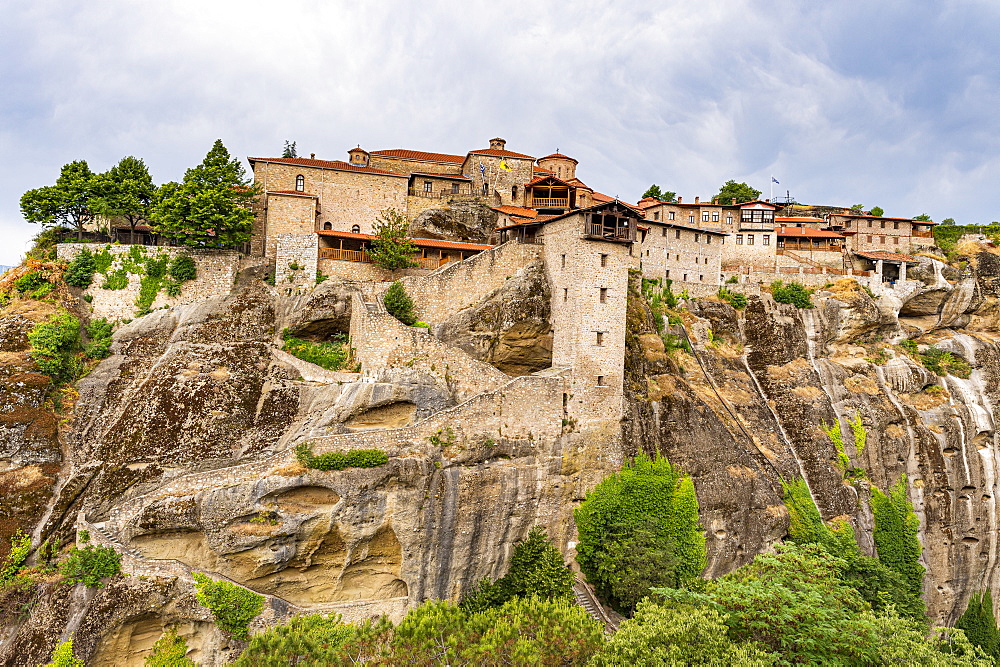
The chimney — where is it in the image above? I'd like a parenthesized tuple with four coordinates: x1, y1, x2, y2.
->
(695, 196, 700, 204)
(765, 198, 770, 203)
(310, 153, 316, 159)
(489, 137, 506, 150)
(677, 196, 682, 204)
(731, 198, 737, 205)
(713, 197, 718, 205)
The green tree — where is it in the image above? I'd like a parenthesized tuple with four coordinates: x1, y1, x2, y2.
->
(192, 572, 265, 640)
(282, 140, 297, 158)
(368, 208, 417, 271)
(956, 591, 999, 658)
(871, 475, 925, 597)
(45, 636, 84, 667)
(152, 140, 259, 248)
(233, 614, 358, 666)
(642, 185, 676, 202)
(145, 626, 196, 666)
(851, 203, 865, 212)
(20, 161, 98, 240)
(383, 280, 416, 325)
(590, 600, 775, 666)
(715, 180, 761, 205)
(461, 526, 574, 612)
(914, 213, 933, 221)
(92, 156, 156, 244)
(871, 206, 885, 217)
(27, 310, 81, 382)
(575, 452, 705, 612)
(942, 217, 957, 225)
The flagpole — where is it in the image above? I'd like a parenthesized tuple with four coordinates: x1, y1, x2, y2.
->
(770, 176, 773, 201)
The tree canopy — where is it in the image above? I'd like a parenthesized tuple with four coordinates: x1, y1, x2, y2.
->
(715, 180, 761, 205)
(282, 140, 297, 158)
(20, 160, 98, 238)
(369, 208, 417, 271)
(151, 139, 258, 248)
(914, 213, 933, 221)
(91, 156, 156, 242)
(870, 205, 884, 216)
(642, 185, 676, 202)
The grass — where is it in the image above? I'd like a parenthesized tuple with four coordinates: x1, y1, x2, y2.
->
(281, 329, 350, 370)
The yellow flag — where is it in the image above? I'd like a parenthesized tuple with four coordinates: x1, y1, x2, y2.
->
(499, 160, 512, 172)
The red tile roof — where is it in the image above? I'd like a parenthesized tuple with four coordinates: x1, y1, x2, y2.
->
(539, 152, 578, 163)
(367, 149, 465, 164)
(268, 190, 319, 198)
(316, 229, 491, 251)
(566, 177, 591, 191)
(409, 172, 470, 181)
(526, 175, 574, 187)
(249, 157, 406, 177)
(775, 217, 824, 223)
(591, 192, 613, 203)
(776, 226, 844, 238)
(835, 213, 938, 225)
(534, 167, 554, 175)
(739, 200, 780, 209)
(854, 250, 920, 263)
(493, 205, 538, 219)
(469, 148, 535, 160)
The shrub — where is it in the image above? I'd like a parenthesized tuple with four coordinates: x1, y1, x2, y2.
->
(384, 280, 415, 325)
(145, 254, 169, 279)
(168, 254, 197, 283)
(84, 318, 114, 360)
(281, 330, 349, 370)
(0, 531, 31, 585)
(135, 274, 161, 316)
(192, 572, 265, 640)
(956, 591, 1000, 658)
(92, 247, 114, 274)
(14, 269, 48, 295)
(461, 526, 574, 612)
(58, 545, 121, 587)
(145, 626, 196, 666)
(769, 280, 814, 308)
(295, 442, 389, 471)
(64, 250, 96, 288)
(871, 475, 925, 598)
(717, 286, 748, 309)
(233, 614, 357, 666)
(316, 269, 329, 284)
(27, 310, 81, 382)
(163, 279, 182, 297)
(101, 268, 129, 290)
(45, 636, 84, 667)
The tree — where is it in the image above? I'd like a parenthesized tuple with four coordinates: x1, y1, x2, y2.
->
(914, 213, 933, 222)
(20, 161, 98, 240)
(145, 627, 196, 666)
(642, 185, 676, 202)
(715, 180, 761, 205)
(942, 217, 957, 225)
(383, 281, 416, 326)
(282, 140, 297, 158)
(871, 206, 885, 217)
(45, 636, 84, 667)
(92, 156, 156, 244)
(151, 139, 259, 248)
(956, 591, 1000, 658)
(461, 526, 574, 612)
(851, 203, 865, 212)
(369, 208, 417, 271)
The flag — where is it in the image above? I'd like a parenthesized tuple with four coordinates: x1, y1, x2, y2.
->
(771, 176, 780, 184)
(499, 160, 512, 172)
(479, 163, 486, 176)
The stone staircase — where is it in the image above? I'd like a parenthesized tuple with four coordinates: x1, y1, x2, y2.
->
(573, 577, 619, 632)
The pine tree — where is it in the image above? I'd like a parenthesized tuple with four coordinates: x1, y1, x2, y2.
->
(956, 591, 999, 658)
(92, 156, 156, 244)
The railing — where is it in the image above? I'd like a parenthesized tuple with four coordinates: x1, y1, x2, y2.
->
(911, 230, 934, 238)
(408, 187, 475, 198)
(586, 223, 635, 242)
(319, 248, 372, 263)
(415, 256, 450, 269)
(777, 244, 842, 254)
(531, 197, 569, 208)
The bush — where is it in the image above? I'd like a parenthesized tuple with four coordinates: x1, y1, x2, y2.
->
(0, 531, 31, 584)
(27, 310, 81, 382)
(64, 250, 96, 288)
(956, 591, 1000, 658)
(135, 274, 161, 316)
(168, 255, 197, 283)
(101, 268, 129, 290)
(45, 636, 84, 667)
(295, 442, 389, 471)
(384, 281, 416, 325)
(163, 279, 182, 297)
(192, 572, 265, 640)
(233, 614, 357, 666)
(871, 475, 925, 598)
(717, 286, 748, 309)
(84, 318, 114, 360)
(461, 526, 574, 612)
(145, 254, 170, 279)
(58, 545, 121, 587)
(92, 247, 114, 274)
(145, 626, 196, 666)
(281, 330, 349, 370)
(14, 269, 49, 295)
(770, 280, 814, 308)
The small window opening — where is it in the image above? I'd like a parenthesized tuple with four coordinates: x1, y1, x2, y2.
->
(323, 222, 332, 230)
(596, 332, 604, 346)
(451, 182, 460, 194)
(599, 287, 608, 303)
(600, 254, 608, 267)
(563, 288, 568, 301)
(596, 375, 606, 387)
(561, 254, 566, 268)
(295, 175, 305, 191)
(351, 224, 360, 233)
(423, 181, 432, 193)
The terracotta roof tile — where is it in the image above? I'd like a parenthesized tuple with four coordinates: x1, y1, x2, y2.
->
(469, 148, 535, 160)
(268, 190, 319, 198)
(592, 192, 613, 203)
(316, 229, 491, 251)
(566, 177, 591, 190)
(836, 213, 938, 225)
(776, 226, 844, 238)
(368, 148, 466, 164)
(249, 157, 406, 177)
(539, 152, 578, 163)
(493, 205, 538, 219)
(775, 217, 825, 223)
(854, 250, 919, 263)
(409, 172, 470, 181)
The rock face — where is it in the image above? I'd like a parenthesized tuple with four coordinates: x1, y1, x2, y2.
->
(409, 201, 499, 242)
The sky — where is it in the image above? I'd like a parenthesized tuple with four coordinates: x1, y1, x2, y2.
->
(2, 0, 1000, 266)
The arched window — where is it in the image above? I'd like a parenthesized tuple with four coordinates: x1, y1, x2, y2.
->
(511, 185, 518, 200)
(323, 222, 332, 230)
(295, 175, 304, 192)
(351, 224, 360, 234)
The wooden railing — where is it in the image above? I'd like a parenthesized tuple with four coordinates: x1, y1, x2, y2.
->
(911, 230, 934, 238)
(319, 248, 372, 263)
(408, 187, 475, 198)
(586, 223, 634, 241)
(531, 197, 569, 208)
(777, 243, 842, 253)
(415, 256, 450, 269)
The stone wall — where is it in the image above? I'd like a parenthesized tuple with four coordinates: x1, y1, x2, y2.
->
(263, 193, 317, 258)
(57, 244, 241, 321)
(317, 258, 435, 282)
(721, 230, 778, 267)
(274, 234, 318, 289)
(639, 223, 725, 286)
(392, 241, 542, 324)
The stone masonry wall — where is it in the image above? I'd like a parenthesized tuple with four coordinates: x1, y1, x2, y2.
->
(274, 234, 318, 290)
(57, 244, 240, 321)
(264, 193, 317, 258)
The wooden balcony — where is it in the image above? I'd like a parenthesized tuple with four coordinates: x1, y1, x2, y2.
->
(319, 247, 372, 263)
(531, 197, 569, 208)
(911, 230, 934, 238)
(586, 222, 635, 242)
(777, 243, 842, 253)
(408, 187, 474, 198)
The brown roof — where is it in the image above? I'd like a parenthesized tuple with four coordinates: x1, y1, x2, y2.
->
(368, 149, 465, 164)
(592, 192, 614, 203)
(469, 148, 535, 160)
(316, 229, 491, 251)
(775, 217, 824, 223)
(854, 250, 920, 263)
(409, 172, 470, 181)
(776, 226, 844, 239)
(526, 175, 574, 187)
(268, 190, 319, 198)
(566, 177, 592, 191)
(539, 152, 578, 163)
(739, 200, 780, 209)
(493, 205, 539, 219)
(249, 157, 405, 177)
(835, 213, 938, 226)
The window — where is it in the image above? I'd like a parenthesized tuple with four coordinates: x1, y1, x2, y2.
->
(668, 211, 676, 220)
(675, 229, 680, 239)
(880, 236, 885, 243)
(706, 235, 711, 244)
(894, 236, 899, 245)
(482, 182, 489, 195)
(747, 234, 754, 245)
(561, 254, 566, 268)
(600, 254, 608, 267)
(736, 234, 743, 244)
(654, 211, 660, 221)
(695, 257, 699, 264)
(712, 213, 720, 222)
(846, 221, 852, 228)
(702, 212, 709, 222)
(726, 216, 733, 225)
(351, 224, 360, 233)
(880, 221, 886, 229)
(423, 181, 432, 193)
(597, 375, 606, 386)
(512, 185, 518, 199)
(295, 175, 305, 192)
(563, 288, 568, 301)
(665, 269, 670, 278)
(645, 249, 650, 256)
(867, 220, 873, 228)
(763, 234, 770, 246)
(596, 332, 604, 346)
(694, 233, 700, 243)
(699, 275, 704, 282)
(661, 226, 667, 236)
(893, 221, 899, 229)
(688, 215, 695, 224)
(600, 287, 608, 303)
(451, 182, 460, 194)
(867, 235, 873, 243)
(323, 221, 332, 230)
(683, 273, 688, 281)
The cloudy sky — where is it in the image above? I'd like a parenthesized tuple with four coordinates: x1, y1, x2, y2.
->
(2, 0, 999, 266)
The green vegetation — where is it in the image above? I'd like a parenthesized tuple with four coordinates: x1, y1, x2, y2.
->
(641, 185, 676, 202)
(899, 340, 972, 378)
(64, 249, 96, 288)
(84, 318, 113, 359)
(45, 636, 84, 667)
(168, 254, 197, 282)
(0, 531, 31, 585)
(871, 206, 885, 217)
(233, 614, 359, 665)
(92, 247, 114, 274)
(575, 452, 705, 613)
(152, 140, 258, 247)
(91, 156, 157, 244)
(915, 213, 933, 222)
(145, 627, 196, 666)
(294, 442, 389, 471)
(851, 203, 865, 212)
(769, 280, 814, 308)
(27, 310, 81, 382)
(956, 591, 1000, 659)
(461, 526, 574, 612)
(849, 414, 867, 455)
(20, 161, 97, 239)
(101, 268, 128, 290)
(715, 180, 761, 204)
(872, 475, 925, 598)
(14, 269, 53, 300)
(717, 285, 747, 309)
(383, 280, 416, 325)
(821, 414, 867, 479)
(281, 329, 349, 370)
(369, 208, 418, 271)
(192, 572, 265, 640)
(135, 274, 162, 316)
(58, 545, 121, 587)
(822, 421, 851, 473)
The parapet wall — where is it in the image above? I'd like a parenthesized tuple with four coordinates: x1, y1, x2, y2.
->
(394, 241, 542, 323)
(274, 234, 318, 289)
(56, 243, 241, 321)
